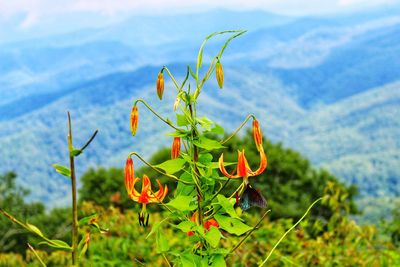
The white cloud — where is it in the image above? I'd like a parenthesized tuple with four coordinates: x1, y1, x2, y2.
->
(0, 0, 398, 28)
(338, 0, 396, 6)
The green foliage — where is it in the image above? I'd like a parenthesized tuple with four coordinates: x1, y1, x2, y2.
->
(0, 172, 45, 254)
(2, 202, 399, 266)
(215, 131, 358, 221)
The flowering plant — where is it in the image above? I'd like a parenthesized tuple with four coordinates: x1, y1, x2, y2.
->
(124, 30, 323, 266)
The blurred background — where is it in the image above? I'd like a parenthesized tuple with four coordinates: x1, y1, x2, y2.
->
(1, 1, 400, 263)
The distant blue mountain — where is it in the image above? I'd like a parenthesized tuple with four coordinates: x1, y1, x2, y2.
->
(0, 9, 399, 207)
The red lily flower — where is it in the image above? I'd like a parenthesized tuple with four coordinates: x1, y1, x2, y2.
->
(218, 149, 267, 180)
(124, 157, 168, 226)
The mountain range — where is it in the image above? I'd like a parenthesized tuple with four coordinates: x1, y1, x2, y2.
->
(0, 9, 399, 211)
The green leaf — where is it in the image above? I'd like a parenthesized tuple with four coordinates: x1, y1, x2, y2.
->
(189, 66, 197, 79)
(211, 255, 227, 267)
(193, 136, 224, 151)
(173, 221, 196, 233)
(210, 124, 224, 135)
(90, 222, 108, 234)
(197, 116, 213, 131)
(176, 114, 191, 127)
(165, 130, 190, 138)
(39, 239, 72, 250)
(78, 214, 97, 226)
(147, 217, 169, 239)
(26, 223, 44, 237)
(156, 230, 169, 253)
(198, 153, 213, 166)
(205, 227, 221, 248)
(166, 195, 196, 211)
(155, 159, 186, 174)
(216, 195, 241, 219)
(71, 148, 82, 157)
(214, 214, 252, 236)
(51, 164, 71, 177)
(176, 172, 195, 196)
(181, 253, 202, 267)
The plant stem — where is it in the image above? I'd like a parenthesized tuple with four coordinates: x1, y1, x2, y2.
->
(188, 103, 203, 228)
(226, 209, 271, 258)
(27, 243, 47, 267)
(221, 114, 254, 145)
(67, 112, 79, 266)
(135, 99, 180, 131)
(258, 197, 324, 266)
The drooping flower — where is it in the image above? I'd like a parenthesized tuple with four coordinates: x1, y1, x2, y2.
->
(215, 59, 224, 89)
(124, 157, 168, 226)
(252, 118, 263, 152)
(171, 137, 181, 159)
(130, 105, 139, 136)
(218, 149, 267, 181)
(156, 71, 165, 100)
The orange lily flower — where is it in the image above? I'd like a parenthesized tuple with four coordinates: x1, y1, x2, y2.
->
(124, 157, 168, 226)
(252, 118, 263, 152)
(218, 149, 267, 181)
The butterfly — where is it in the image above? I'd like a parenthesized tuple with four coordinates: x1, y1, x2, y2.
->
(238, 184, 267, 211)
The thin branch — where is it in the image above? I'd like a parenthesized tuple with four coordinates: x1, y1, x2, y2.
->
(258, 197, 324, 266)
(221, 114, 255, 145)
(27, 243, 47, 267)
(135, 99, 180, 131)
(162, 66, 180, 91)
(80, 130, 98, 152)
(226, 209, 271, 258)
(162, 253, 172, 267)
(128, 152, 192, 185)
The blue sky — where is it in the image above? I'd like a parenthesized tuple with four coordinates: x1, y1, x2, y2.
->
(0, 0, 398, 43)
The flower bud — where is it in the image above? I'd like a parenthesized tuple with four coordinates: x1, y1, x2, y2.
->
(252, 118, 263, 152)
(215, 59, 224, 89)
(130, 105, 138, 136)
(156, 71, 164, 100)
(124, 157, 134, 195)
(171, 137, 181, 159)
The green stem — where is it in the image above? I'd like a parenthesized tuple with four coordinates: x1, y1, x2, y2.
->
(0, 209, 67, 249)
(162, 66, 181, 91)
(226, 209, 271, 258)
(27, 243, 47, 267)
(128, 152, 191, 185)
(221, 114, 255, 145)
(67, 112, 79, 267)
(258, 197, 324, 266)
(188, 103, 203, 228)
(135, 99, 179, 131)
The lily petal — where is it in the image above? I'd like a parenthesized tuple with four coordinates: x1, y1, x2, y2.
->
(249, 149, 267, 176)
(129, 178, 141, 202)
(218, 153, 240, 179)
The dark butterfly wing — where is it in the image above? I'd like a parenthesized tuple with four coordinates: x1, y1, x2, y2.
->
(239, 184, 267, 211)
